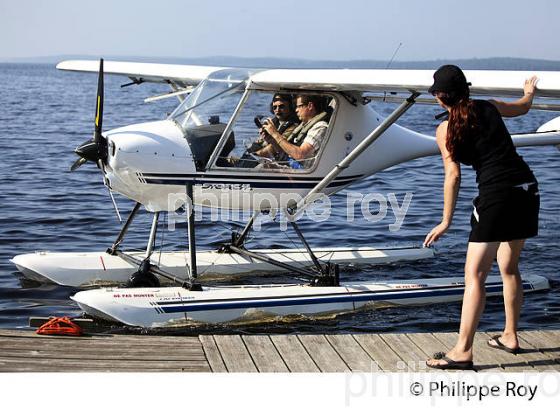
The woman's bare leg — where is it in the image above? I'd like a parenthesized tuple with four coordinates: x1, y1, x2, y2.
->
(427, 241, 499, 365)
(490, 239, 525, 350)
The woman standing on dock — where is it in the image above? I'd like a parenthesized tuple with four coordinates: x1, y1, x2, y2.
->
(424, 65, 539, 370)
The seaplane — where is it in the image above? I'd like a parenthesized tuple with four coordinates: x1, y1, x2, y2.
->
(11, 59, 560, 328)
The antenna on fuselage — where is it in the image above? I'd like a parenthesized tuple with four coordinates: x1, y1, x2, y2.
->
(383, 42, 403, 102)
(385, 42, 403, 69)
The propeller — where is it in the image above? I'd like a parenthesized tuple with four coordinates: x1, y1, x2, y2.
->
(69, 59, 122, 223)
(70, 59, 108, 171)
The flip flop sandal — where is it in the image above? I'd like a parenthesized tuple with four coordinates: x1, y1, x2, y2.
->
(487, 335, 521, 354)
(426, 352, 474, 370)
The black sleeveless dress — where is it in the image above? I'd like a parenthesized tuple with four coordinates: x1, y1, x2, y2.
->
(453, 100, 539, 242)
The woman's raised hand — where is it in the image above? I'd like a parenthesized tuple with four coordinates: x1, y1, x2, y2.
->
(523, 76, 538, 97)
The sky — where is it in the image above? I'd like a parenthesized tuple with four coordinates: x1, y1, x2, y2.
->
(1, 0, 559, 62)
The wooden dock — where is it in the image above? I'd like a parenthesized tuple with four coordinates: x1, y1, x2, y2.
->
(0, 329, 558, 372)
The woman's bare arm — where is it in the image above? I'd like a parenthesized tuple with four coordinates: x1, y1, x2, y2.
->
(489, 76, 538, 117)
(424, 121, 461, 247)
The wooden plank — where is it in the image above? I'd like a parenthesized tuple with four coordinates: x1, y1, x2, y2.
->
(352, 334, 401, 372)
(379, 334, 430, 372)
(0, 334, 202, 346)
(297, 334, 350, 372)
(0, 365, 200, 372)
(325, 334, 376, 372)
(242, 335, 288, 372)
(531, 331, 560, 361)
(540, 330, 560, 345)
(519, 331, 560, 367)
(0, 349, 205, 361)
(199, 335, 227, 372)
(407, 332, 451, 358)
(0, 339, 203, 353)
(430, 332, 459, 350)
(478, 332, 534, 372)
(269, 334, 319, 372)
(213, 335, 257, 372)
(0, 340, 201, 353)
(0, 357, 210, 372)
(0, 330, 201, 346)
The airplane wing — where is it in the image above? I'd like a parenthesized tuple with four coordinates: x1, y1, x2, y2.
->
(56, 60, 225, 87)
(249, 69, 560, 98)
(57, 61, 560, 99)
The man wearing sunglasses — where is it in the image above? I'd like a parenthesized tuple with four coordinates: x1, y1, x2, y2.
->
(252, 93, 298, 160)
(261, 94, 328, 168)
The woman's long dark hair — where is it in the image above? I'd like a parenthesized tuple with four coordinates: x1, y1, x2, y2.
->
(437, 89, 478, 161)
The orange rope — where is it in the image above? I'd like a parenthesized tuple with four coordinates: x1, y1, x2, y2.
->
(36, 316, 83, 336)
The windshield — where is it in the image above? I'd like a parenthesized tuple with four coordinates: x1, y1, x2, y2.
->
(213, 91, 335, 172)
(169, 68, 249, 170)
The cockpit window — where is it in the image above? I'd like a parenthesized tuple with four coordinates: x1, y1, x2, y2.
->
(169, 69, 249, 170)
(213, 91, 334, 171)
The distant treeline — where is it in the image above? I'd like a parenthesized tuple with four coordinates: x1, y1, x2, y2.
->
(5, 55, 560, 71)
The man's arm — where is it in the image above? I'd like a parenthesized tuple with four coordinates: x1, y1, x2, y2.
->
(254, 142, 276, 158)
(263, 120, 317, 160)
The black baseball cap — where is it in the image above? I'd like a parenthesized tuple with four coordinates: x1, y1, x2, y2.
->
(428, 65, 471, 95)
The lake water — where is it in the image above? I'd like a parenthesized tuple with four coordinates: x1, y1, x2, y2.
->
(0, 63, 558, 335)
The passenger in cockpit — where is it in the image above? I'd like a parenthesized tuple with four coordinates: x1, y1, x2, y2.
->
(261, 94, 328, 168)
(249, 93, 298, 160)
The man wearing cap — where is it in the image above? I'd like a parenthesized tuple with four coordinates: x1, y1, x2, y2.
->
(250, 93, 299, 160)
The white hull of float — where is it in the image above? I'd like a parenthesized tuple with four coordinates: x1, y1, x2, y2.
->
(11, 246, 433, 287)
(71, 274, 549, 327)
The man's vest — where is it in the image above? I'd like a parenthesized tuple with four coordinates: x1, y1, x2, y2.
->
(287, 111, 328, 146)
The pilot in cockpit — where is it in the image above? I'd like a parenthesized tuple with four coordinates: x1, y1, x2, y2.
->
(261, 94, 329, 169)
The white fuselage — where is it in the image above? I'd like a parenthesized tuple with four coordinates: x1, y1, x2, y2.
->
(103, 96, 438, 212)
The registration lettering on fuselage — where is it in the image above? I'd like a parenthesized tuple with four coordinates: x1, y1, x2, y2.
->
(201, 183, 252, 191)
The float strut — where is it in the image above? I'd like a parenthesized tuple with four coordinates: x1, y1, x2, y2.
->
(124, 211, 161, 288)
(145, 212, 160, 258)
(107, 202, 141, 255)
(232, 210, 259, 248)
(186, 182, 198, 279)
(289, 220, 325, 274)
(117, 250, 190, 287)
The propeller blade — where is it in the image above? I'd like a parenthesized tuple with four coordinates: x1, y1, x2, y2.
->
(70, 59, 107, 171)
(93, 59, 104, 143)
(70, 157, 88, 172)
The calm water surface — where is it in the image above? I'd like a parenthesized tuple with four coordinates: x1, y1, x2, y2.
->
(0, 64, 558, 335)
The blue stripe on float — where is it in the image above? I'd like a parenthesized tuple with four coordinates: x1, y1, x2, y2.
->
(157, 283, 533, 314)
